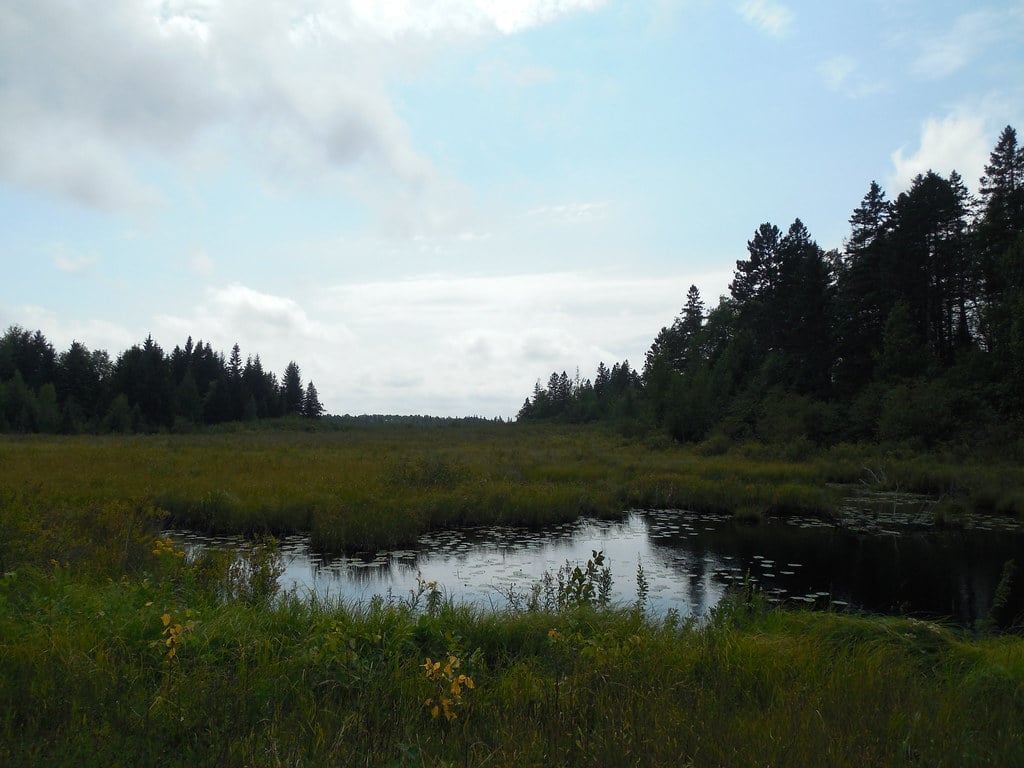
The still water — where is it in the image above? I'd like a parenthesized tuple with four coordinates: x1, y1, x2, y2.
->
(173, 506, 1023, 624)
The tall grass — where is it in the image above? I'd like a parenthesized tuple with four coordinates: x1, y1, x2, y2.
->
(2, 424, 1023, 558)
(1, 540, 1020, 768)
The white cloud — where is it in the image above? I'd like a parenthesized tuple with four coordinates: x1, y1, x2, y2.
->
(911, 8, 1024, 80)
(818, 56, 885, 99)
(164, 283, 341, 343)
(347, 0, 606, 38)
(0, 0, 605, 218)
(0, 95, 166, 212)
(310, 271, 730, 415)
(889, 111, 991, 194)
(153, 283, 354, 407)
(737, 0, 793, 37)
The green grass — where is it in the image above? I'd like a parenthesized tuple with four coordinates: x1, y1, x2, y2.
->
(1, 551, 1020, 768)
(3, 424, 1022, 559)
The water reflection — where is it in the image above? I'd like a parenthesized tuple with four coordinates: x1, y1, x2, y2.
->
(172, 509, 1023, 623)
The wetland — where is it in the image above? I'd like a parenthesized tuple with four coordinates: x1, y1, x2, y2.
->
(2, 425, 1023, 767)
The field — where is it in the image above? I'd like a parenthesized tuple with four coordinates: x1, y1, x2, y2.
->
(1, 423, 1023, 766)
(3, 421, 1022, 561)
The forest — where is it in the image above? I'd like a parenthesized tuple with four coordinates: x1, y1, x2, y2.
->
(519, 126, 1024, 452)
(0, 331, 324, 433)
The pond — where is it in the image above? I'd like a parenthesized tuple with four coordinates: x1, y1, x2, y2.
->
(171, 503, 1023, 624)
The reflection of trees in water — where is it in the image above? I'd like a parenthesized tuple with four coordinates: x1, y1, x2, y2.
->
(195, 512, 1022, 623)
(637, 511, 1023, 624)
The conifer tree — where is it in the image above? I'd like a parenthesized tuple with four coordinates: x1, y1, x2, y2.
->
(281, 362, 304, 416)
(302, 381, 324, 418)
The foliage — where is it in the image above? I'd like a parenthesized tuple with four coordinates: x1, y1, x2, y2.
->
(0, 328, 326, 435)
(518, 125, 1024, 453)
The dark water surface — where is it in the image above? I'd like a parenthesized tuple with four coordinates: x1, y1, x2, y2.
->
(173, 504, 1024, 623)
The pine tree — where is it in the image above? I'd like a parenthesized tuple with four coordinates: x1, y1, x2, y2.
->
(281, 362, 304, 416)
(302, 381, 324, 419)
(977, 125, 1024, 351)
(888, 171, 974, 362)
(681, 285, 705, 340)
(730, 223, 783, 309)
(978, 125, 1024, 253)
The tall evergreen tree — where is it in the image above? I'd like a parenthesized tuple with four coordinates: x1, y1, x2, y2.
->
(834, 182, 894, 392)
(888, 171, 975, 362)
(281, 362, 304, 416)
(978, 126, 1024, 261)
(302, 381, 324, 418)
(977, 126, 1024, 353)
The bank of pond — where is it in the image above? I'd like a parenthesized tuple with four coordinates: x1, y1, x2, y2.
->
(2, 540, 1022, 767)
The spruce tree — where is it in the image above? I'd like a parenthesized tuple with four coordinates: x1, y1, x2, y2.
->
(302, 381, 324, 418)
(281, 362, 304, 416)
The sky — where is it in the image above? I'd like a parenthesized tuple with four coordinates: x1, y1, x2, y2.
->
(2, 0, 1023, 418)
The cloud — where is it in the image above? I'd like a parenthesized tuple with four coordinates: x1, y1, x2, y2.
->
(736, 0, 793, 37)
(347, 0, 606, 38)
(818, 56, 885, 99)
(312, 270, 731, 415)
(889, 111, 991, 194)
(0, 95, 167, 212)
(0, 0, 605, 217)
(911, 8, 1024, 80)
(191, 283, 340, 342)
(0, 2, 215, 210)
(153, 283, 355, 407)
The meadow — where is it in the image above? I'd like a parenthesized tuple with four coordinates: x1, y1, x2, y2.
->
(1, 423, 1023, 766)
(2, 421, 1022, 561)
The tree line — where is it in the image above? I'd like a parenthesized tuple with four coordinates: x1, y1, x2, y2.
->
(518, 125, 1024, 450)
(0, 330, 325, 433)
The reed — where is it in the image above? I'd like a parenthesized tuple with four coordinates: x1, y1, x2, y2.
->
(1, 541, 1020, 768)
(2, 423, 1023, 560)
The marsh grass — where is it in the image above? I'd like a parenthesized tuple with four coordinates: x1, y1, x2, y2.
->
(3, 425, 1022, 560)
(1, 540, 1021, 768)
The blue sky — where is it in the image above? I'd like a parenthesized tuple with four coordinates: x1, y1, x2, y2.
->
(2, 0, 1023, 417)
